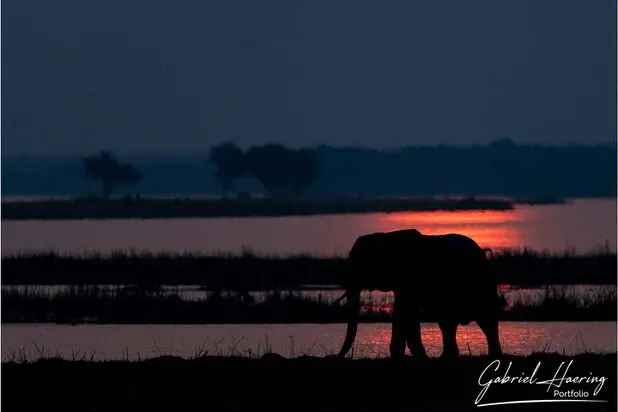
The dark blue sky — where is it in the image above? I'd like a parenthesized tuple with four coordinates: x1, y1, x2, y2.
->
(2, 0, 616, 155)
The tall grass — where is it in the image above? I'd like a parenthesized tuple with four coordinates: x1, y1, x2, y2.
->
(504, 285, 617, 321)
(2, 246, 616, 286)
(2, 284, 615, 324)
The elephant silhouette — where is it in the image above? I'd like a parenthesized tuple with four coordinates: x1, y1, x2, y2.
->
(333, 229, 503, 359)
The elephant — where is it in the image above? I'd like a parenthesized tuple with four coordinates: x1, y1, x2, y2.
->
(333, 229, 503, 359)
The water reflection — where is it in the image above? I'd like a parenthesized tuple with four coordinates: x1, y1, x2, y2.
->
(0, 198, 615, 256)
(358, 323, 498, 356)
(376, 198, 616, 251)
(381, 209, 523, 248)
(2, 322, 615, 361)
(6, 284, 612, 308)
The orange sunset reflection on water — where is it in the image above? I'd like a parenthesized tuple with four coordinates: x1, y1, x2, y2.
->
(376, 208, 525, 249)
(341, 321, 616, 358)
(1, 198, 614, 256)
(358, 322, 494, 356)
(3, 321, 615, 360)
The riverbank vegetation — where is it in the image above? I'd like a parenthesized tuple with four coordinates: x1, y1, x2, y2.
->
(2, 284, 615, 324)
(3, 247, 615, 287)
(3, 352, 615, 412)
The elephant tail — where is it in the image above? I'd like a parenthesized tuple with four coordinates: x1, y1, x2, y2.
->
(482, 248, 494, 259)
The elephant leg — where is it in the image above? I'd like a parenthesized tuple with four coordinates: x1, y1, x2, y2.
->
(477, 317, 503, 357)
(438, 321, 459, 358)
(389, 297, 406, 359)
(404, 316, 427, 358)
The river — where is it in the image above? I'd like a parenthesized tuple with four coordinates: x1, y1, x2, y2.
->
(2, 197, 615, 359)
(1, 198, 616, 256)
(2, 322, 615, 361)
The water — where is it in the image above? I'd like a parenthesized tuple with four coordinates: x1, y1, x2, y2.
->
(1, 198, 616, 256)
(2, 322, 615, 361)
(2, 198, 615, 360)
(3, 284, 615, 309)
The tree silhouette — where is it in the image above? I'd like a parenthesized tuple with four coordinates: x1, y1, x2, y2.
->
(83, 151, 142, 198)
(208, 142, 246, 197)
(288, 148, 318, 196)
(245, 144, 318, 197)
(245, 144, 289, 197)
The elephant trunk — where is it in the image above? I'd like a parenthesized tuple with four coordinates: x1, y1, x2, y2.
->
(336, 289, 361, 358)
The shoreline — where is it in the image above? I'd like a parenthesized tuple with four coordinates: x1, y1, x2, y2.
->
(2, 318, 616, 325)
(0, 195, 535, 220)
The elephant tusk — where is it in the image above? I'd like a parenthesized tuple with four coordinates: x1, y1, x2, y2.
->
(332, 291, 349, 305)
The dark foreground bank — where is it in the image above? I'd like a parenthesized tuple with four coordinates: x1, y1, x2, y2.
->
(2, 353, 615, 412)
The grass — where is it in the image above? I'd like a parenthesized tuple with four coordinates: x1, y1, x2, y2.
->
(506, 285, 618, 321)
(2, 284, 615, 324)
(2, 246, 616, 287)
(0, 195, 517, 220)
(2, 351, 615, 411)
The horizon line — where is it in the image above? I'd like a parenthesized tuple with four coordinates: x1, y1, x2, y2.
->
(2, 140, 616, 158)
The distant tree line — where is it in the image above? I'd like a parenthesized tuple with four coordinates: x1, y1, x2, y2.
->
(82, 151, 142, 198)
(80, 143, 319, 198)
(3, 138, 616, 199)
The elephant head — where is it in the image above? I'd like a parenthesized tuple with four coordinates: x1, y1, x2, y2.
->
(334, 229, 423, 358)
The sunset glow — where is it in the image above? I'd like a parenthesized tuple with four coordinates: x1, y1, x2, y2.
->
(384, 210, 520, 225)
(359, 322, 494, 356)
(376, 209, 526, 249)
